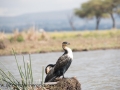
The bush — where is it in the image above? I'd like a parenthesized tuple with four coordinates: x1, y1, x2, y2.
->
(9, 35, 24, 42)
(9, 37, 15, 42)
(16, 35, 24, 42)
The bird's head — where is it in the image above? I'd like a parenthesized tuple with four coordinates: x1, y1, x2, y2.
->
(45, 64, 55, 74)
(62, 42, 70, 49)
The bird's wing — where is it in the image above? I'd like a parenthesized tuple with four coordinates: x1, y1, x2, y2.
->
(44, 68, 56, 82)
(54, 54, 71, 72)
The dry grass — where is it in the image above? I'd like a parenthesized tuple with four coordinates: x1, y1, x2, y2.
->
(0, 29, 120, 55)
(8, 28, 49, 42)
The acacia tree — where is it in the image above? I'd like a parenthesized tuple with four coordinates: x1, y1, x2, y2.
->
(102, 0, 120, 29)
(112, 0, 120, 17)
(75, 2, 92, 29)
(75, 0, 108, 30)
(117, 9, 120, 17)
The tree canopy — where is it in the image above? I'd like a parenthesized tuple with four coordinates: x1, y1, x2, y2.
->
(75, 0, 120, 30)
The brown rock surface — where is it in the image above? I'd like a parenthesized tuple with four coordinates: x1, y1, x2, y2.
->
(44, 77, 81, 90)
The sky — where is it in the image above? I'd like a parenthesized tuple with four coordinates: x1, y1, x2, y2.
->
(0, 0, 88, 16)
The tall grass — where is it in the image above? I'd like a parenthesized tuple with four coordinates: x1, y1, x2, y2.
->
(0, 32, 6, 40)
(49, 30, 120, 39)
(0, 29, 120, 55)
(8, 28, 49, 42)
(2, 29, 120, 42)
(0, 49, 45, 90)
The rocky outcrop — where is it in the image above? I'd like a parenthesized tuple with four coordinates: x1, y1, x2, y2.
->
(40, 77, 81, 90)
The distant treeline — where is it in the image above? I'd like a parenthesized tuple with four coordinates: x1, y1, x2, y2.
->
(75, 0, 120, 30)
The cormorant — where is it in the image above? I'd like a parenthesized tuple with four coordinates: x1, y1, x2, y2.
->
(44, 42, 73, 82)
(45, 64, 55, 74)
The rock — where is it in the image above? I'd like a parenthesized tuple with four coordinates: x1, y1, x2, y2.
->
(44, 77, 81, 90)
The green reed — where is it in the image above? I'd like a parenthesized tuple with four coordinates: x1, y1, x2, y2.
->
(0, 49, 41, 90)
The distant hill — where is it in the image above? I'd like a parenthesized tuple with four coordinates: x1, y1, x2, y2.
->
(0, 10, 120, 33)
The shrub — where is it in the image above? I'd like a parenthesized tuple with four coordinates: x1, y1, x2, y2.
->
(16, 35, 24, 42)
(9, 37, 15, 42)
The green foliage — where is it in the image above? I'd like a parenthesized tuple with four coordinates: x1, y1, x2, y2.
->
(9, 37, 15, 42)
(75, 1, 94, 19)
(75, 0, 108, 18)
(116, 8, 120, 16)
(75, 0, 110, 30)
(16, 35, 24, 42)
(0, 50, 34, 89)
(74, 0, 120, 30)
(0, 49, 45, 89)
(9, 35, 24, 42)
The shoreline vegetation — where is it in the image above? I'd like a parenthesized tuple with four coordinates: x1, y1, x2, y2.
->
(0, 29, 120, 56)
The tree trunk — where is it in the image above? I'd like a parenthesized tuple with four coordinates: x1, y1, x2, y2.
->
(70, 22, 76, 31)
(96, 17, 100, 30)
(68, 15, 76, 31)
(110, 13, 116, 29)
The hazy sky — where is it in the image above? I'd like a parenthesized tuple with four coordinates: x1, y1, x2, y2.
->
(0, 0, 88, 16)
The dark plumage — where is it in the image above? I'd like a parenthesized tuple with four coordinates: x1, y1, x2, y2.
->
(45, 64, 55, 74)
(44, 42, 73, 82)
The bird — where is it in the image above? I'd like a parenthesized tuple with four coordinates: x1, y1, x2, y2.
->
(44, 41, 73, 82)
(45, 64, 55, 74)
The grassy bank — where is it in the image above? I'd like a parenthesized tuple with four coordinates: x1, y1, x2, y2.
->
(0, 30, 120, 55)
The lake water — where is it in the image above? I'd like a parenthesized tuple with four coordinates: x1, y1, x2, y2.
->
(0, 49, 120, 90)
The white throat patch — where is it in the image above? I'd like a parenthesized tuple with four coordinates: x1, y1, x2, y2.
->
(65, 47, 73, 59)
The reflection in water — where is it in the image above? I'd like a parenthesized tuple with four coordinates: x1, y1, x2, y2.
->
(0, 49, 120, 90)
